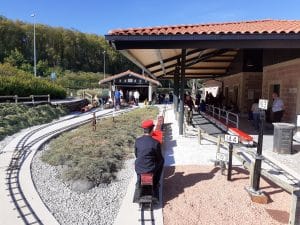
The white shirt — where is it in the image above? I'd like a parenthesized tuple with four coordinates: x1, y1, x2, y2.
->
(134, 91, 140, 99)
(251, 103, 260, 113)
(272, 98, 284, 112)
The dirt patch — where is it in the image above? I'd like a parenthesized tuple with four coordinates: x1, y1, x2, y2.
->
(163, 165, 290, 225)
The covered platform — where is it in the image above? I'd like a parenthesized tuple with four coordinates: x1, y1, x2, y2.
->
(106, 19, 300, 135)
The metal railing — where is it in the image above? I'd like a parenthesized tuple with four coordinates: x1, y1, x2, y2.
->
(0, 95, 50, 104)
(205, 104, 239, 128)
(81, 91, 93, 102)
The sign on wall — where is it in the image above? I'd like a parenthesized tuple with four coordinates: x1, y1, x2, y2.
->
(258, 99, 268, 110)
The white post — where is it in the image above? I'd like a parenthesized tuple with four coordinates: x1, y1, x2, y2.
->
(148, 84, 152, 102)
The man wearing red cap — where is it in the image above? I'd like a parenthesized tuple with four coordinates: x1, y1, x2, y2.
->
(134, 119, 164, 201)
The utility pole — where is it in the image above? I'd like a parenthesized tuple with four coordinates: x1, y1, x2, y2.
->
(103, 51, 106, 79)
(30, 13, 37, 77)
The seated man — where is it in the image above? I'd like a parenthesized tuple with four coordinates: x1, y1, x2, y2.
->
(134, 119, 164, 202)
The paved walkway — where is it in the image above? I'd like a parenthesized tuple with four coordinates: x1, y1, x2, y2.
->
(116, 106, 296, 225)
(114, 106, 241, 225)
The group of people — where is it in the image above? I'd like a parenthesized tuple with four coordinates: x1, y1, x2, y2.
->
(114, 89, 140, 109)
(250, 92, 285, 131)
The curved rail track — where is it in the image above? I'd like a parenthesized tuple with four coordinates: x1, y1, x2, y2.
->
(3, 107, 133, 225)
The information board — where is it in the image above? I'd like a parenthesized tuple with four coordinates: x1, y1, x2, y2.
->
(258, 99, 269, 110)
(224, 134, 239, 144)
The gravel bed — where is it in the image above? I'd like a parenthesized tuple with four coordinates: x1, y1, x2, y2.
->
(32, 145, 134, 225)
(163, 165, 291, 225)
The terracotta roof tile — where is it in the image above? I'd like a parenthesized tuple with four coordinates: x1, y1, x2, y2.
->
(108, 20, 300, 35)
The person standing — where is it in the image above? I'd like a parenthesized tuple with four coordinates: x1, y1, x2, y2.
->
(134, 90, 140, 106)
(272, 92, 284, 122)
(251, 99, 260, 130)
(134, 120, 164, 201)
(114, 89, 121, 110)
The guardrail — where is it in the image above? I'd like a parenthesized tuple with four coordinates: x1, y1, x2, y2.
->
(81, 91, 93, 103)
(205, 104, 239, 129)
(0, 95, 50, 103)
(196, 126, 300, 224)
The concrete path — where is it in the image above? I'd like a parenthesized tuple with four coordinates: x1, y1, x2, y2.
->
(114, 106, 241, 225)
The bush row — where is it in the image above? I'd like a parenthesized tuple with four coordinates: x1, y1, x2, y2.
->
(0, 104, 67, 141)
(0, 75, 66, 99)
(42, 106, 159, 185)
(0, 63, 66, 99)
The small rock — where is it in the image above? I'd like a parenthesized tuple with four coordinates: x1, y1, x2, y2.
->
(70, 179, 95, 193)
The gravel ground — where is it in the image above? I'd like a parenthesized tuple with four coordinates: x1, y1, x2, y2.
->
(32, 145, 134, 225)
(163, 165, 291, 225)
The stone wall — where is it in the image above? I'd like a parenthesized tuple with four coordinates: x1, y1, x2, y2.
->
(221, 72, 262, 113)
(262, 58, 300, 122)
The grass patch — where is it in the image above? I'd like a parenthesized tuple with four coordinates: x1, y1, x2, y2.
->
(41, 106, 159, 185)
(0, 103, 67, 141)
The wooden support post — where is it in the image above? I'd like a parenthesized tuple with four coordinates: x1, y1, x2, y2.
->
(289, 190, 300, 225)
(15, 95, 18, 103)
(48, 94, 50, 103)
(198, 127, 202, 144)
(31, 95, 34, 104)
(216, 135, 221, 153)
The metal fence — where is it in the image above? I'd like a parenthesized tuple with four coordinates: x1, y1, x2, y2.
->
(205, 104, 239, 128)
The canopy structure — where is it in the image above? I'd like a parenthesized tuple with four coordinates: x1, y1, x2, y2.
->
(105, 19, 300, 134)
(106, 20, 300, 80)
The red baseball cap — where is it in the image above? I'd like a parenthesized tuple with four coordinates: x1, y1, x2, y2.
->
(141, 119, 154, 129)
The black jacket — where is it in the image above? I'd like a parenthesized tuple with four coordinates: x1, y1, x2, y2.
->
(134, 135, 164, 174)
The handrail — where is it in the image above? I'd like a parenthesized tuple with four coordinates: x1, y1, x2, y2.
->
(0, 95, 50, 103)
(205, 104, 239, 128)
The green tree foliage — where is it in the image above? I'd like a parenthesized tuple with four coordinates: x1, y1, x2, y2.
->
(0, 63, 66, 98)
(57, 70, 104, 90)
(0, 16, 138, 75)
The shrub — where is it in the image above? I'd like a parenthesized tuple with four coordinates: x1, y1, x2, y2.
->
(0, 63, 66, 99)
(0, 103, 67, 140)
(42, 106, 159, 185)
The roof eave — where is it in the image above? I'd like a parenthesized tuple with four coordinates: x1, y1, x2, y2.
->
(105, 33, 300, 49)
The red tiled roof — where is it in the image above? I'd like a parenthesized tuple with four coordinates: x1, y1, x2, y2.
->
(98, 70, 161, 86)
(108, 20, 300, 35)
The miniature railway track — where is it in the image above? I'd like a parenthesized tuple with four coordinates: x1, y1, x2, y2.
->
(140, 203, 155, 225)
(5, 107, 133, 225)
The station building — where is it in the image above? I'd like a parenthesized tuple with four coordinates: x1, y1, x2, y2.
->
(106, 19, 300, 132)
(99, 70, 161, 102)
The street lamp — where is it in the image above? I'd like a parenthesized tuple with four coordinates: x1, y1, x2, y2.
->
(30, 13, 37, 77)
(103, 50, 106, 79)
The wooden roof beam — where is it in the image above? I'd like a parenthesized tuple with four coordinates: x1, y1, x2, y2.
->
(145, 48, 203, 69)
(156, 49, 166, 77)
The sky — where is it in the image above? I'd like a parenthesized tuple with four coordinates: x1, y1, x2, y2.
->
(1, 0, 300, 36)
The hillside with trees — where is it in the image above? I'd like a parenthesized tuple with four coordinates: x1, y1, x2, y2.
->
(0, 16, 140, 97)
(0, 16, 137, 75)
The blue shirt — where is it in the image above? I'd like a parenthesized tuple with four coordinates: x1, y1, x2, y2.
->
(115, 90, 121, 99)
